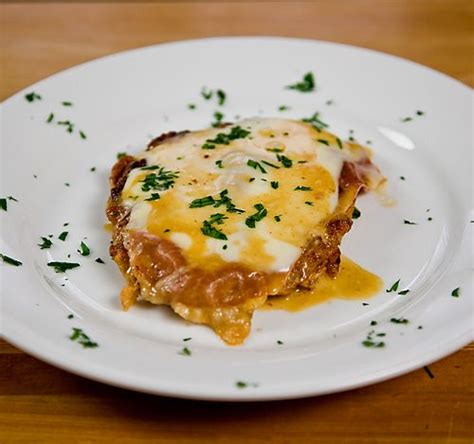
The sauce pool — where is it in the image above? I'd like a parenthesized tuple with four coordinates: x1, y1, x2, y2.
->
(262, 256, 383, 312)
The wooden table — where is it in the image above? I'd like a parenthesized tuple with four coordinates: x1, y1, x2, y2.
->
(1, 2, 472, 442)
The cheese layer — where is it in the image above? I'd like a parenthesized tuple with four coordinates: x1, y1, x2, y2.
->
(121, 118, 373, 273)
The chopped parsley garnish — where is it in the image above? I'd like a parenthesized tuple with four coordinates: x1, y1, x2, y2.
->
(401, 117, 412, 122)
(416, 110, 425, 116)
(245, 203, 267, 228)
(183, 337, 192, 342)
(58, 231, 68, 241)
(427, 217, 433, 221)
(211, 111, 224, 127)
(277, 340, 284, 345)
(398, 289, 410, 295)
(48, 261, 80, 273)
(326, 99, 334, 105)
(235, 381, 259, 389)
(201, 87, 213, 100)
(247, 159, 267, 174)
(70, 328, 98, 348)
(79, 130, 87, 140)
(61, 101, 73, 107)
(46, 113, 54, 123)
(400, 176, 406, 181)
(64, 183, 70, 187)
(305, 201, 313, 206)
(57, 120, 74, 133)
(38, 237, 53, 250)
(386, 279, 400, 293)
(317, 139, 329, 146)
(335, 137, 343, 149)
(117, 152, 127, 159)
(145, 193, 160, 201)
(208, 213, 228, 224)
(249, 177, 255, 182)
(362, 340, 385, 348)
(451, 287, 460, 297)
(370, 321, 378, 326)
(0, 199, 6, 211)
(364, 339, 385, 347)
(216, 89, 226, 106)
(68, 314, 74, 319)
(352, 207, 361, 219)
(0, 253, 22, 266)
(362, 329, 386, 348)
(201, 213, 228, 240)
(266, 147, 284, 153)
(403, 219, 417, 225)
(390, 317, 409, 324)
(261, 160, 280, 169)
(95, 258, 105, 264)
(276, 154, 292, 168)
(25, 92, 42, 102)
(286, 72, 315, 92)
(78, 241, 90, 256)
(178, 347, 192, 356)
(190, 196, 216, 208)
(278, 105, 290, 111)
(90, 167, 96, 172)
(190, 189, 244, 214)
(140, 166, 179, 192)
(274, 215, 282, 222)
(294, 186, 311, 191)
(423, 366, 434, 379)
(202, 126, 251, 149)
(271, 181, 279, 189)
(302, 112, 329, 131)
(215, 160, 223, 169)
(188, 103, 196, 110)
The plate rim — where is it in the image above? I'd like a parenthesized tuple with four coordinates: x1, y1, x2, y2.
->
(1, 35, 471, 106)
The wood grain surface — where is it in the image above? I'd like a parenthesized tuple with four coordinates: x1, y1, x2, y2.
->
(1, 1, 473, 443)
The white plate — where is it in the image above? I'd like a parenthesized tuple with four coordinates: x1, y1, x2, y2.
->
(1, 37, 472, 401)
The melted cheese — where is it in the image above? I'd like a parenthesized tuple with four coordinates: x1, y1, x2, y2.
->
(121, 118, 373, 273)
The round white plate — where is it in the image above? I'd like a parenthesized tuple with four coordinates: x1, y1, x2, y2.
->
(1, 37, 472, 401)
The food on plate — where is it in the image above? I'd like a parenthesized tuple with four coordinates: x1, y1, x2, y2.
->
(106, 118, 385, 344)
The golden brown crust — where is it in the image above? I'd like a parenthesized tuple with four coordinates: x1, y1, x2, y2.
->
(147, 131, 190, 151)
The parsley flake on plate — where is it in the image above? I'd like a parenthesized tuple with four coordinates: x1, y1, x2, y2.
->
(386, 279, 400, 293)
(70, 328, 98, 348)
(178, 347, 192, 356)
(286, 72, 315, 93)
(390, 317, 409, 324)
(47, 261, 80, 273)
(38, 237, 53, 250)
(0, 253, 22, 266)
(78, 241, 90, 256)
(25, 91, 42, 102)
